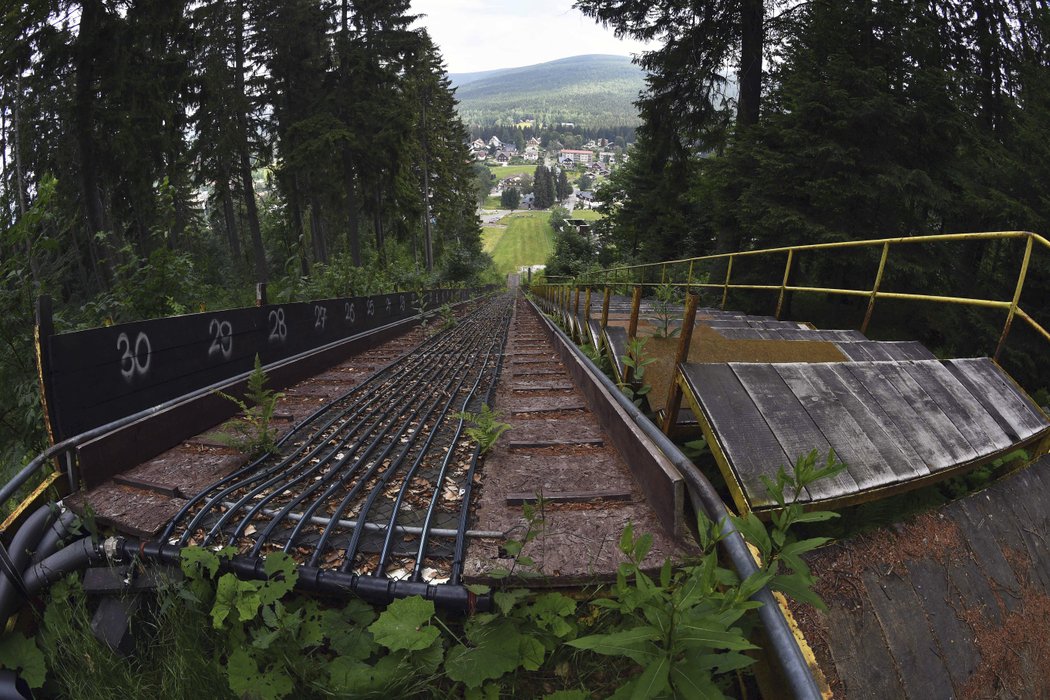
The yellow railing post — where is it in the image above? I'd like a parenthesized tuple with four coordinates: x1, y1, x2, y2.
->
(862, 242, 890, 335)
(775, 249, 795, 319)
(995, 235, 1034, 361)
(721, 256, 734, 310)
(583, 287, 592, 328)
(661, 263, 667, 284)
(686, 260, 694, 292)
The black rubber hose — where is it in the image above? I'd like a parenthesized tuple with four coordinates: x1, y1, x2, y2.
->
(0, 506, 55, 620)
(0, 538, 104, 626)
(0, 669, 32, 700)
(29, 510, 77, 565)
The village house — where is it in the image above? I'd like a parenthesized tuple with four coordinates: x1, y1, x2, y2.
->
(559, 148, 594, 165)
(488, 135, 503, 148)
(523, 145, 540, 162)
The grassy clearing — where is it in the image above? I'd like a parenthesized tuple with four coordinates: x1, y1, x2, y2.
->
(568, 209, 603, 221)
(487, 164, 537, 180)
(482, 211, 555, 275)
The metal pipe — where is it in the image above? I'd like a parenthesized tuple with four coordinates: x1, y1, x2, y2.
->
(526, 297, 822, 700)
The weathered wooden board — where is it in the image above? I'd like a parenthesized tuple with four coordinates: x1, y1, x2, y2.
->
(681, 358, 1046, 510)
(731, 364, 860, 500)
(822, 599, 908, 697)
(903, 556, 980, 691)
(679, 364, 796, 508)
(835, 340, 936, 361)
(862, 569, 955, 696)
(944, 358, 1048, 442)
(774, 364, 920, 487)
(840, 363, 957, 472)
(865, 362, 979, 465)
(804, 364, 929, 480)
(899, 360, 1013, 454)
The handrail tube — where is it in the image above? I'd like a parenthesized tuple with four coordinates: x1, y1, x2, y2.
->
(526, 295, 821, 700)
(549, 230, 1050, 278)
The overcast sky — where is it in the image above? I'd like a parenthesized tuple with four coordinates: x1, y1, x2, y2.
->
(410, 0, 653, 74)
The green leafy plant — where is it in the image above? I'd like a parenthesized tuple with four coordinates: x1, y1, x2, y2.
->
(647, 282, 682, 338)
(457, 404, 512, 453)
(439, 302, 456, 330)
(490, 495, 547, 580)
(566, 450, 843, 698)
(413, 288, 432, 337)
(208, 355, 284, 459)
(619, 336, 655, 408)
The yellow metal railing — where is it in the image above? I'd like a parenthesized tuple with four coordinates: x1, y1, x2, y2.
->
(540, 230, 1050, 362)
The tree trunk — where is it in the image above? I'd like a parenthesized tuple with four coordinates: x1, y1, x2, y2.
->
(342, 150, 362, 266)
(218, 169, 241, 260)
(373, 185, 386, 264)
(288, 174, 310, 276)
(737, 0, 764, 127)
(234, 0, 267, 283)
(74, 0, 108, 241)
(309, 187, 328, 265)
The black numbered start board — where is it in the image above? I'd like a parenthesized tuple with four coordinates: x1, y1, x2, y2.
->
(39, 288, 477, 441)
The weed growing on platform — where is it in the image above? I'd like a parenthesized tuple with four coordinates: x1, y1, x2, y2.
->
(439, 303, 456, 330)
(648, 281, 682, 338)
(620, 336, 655, 409)
(457, 404, 511, 453)
(208, 355, 283, 459)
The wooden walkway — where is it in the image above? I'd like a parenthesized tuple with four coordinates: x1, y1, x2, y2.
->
(680, 358, 1049, 511)
(795, 453, 1050, 698)
(581, 296, 1049, 512)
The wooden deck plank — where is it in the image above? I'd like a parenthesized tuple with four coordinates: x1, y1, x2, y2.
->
(867, 362, 980, 465)
(954, 496, 1023, 612)
(899, 361, 1014, 454)
(944, 358, 1048, 441)
(840, 363, 957, 472)
(731, 364, 860, 501)
(680, 364, 796, 508)
(1002, 468, 1050, 591)
(861, 569, 955, 697)
(903, 556, 980, 692)
(774, 364, 920, 487)
(823, 601, 908, 697)
(809, 364, 929, 479)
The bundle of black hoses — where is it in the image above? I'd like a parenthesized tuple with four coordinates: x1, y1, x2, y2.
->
(0, 505, 108, 700)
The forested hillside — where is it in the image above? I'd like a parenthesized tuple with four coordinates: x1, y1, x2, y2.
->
(450, 54, 645, 127)
(564, 0, 1050, 393)
(0, 1, 490, 476)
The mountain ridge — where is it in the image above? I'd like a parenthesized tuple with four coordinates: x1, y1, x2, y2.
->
(449, 54, 645, 128)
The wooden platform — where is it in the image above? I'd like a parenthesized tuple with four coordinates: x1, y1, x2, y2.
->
(679, 359, 1050, 511)
(795, 454, 1050, 697)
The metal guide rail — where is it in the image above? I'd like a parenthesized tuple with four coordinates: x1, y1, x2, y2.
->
(143, 293, 515, 601)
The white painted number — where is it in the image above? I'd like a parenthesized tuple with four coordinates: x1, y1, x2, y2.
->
(268, 308, 287, 342)
(345, 301, 356, 324)
(385, 298, 392, 314)
(399, 295, 405, 312)
(208, 318, 233, 359)
(117, 331, 151, 382)
(366, 299, 375, 318)
(314, 305, 327, 330)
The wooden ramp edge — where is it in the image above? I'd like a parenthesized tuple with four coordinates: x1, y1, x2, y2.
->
(793, 453, 1050, 697)
(678, 359, 1050, 513)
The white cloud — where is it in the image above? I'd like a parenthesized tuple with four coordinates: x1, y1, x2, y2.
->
(411, 0, 652, 73)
